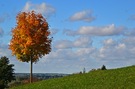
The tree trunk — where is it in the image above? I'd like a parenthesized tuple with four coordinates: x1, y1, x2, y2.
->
(30, 56, 33, 83)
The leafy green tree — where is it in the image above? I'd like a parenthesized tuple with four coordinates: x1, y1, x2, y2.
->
(0, 56, 15, 89)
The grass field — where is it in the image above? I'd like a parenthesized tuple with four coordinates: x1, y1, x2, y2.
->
(11, 66, 135, 89)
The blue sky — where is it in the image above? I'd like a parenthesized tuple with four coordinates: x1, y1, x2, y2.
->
(0, 0, 135, 74)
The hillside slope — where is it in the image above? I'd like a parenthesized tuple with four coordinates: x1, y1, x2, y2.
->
(11, 66, 135, 89)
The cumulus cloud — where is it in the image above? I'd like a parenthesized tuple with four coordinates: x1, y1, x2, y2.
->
(64, 24, 125, 36)
(55, 36, 92, 49)
(55, 40, 73, 49)
(94, 37, 135, 62)
(42, 47, 97, 73)
(122, 37, 135, 48)
(69, 10, 95, 22)
(53, 36, 135, 63)
(45, 49, 79, 60)
(33, 34, 135, 73)
(123, 28, 135, 37)
(73, 36, 92, 47)
(78, 24, 124, 36)
(98, 43, 128, 60)
(103, 38, 117, 47)
(22, 2, 55, 17)
(44, 45, 96, 65)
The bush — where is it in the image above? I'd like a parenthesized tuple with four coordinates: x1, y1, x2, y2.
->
(101, 65, 107, 70)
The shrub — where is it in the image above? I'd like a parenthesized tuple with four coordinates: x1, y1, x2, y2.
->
(101, 65, 107, 70)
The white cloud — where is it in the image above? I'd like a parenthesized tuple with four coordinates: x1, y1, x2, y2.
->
(73, 36, 92, 47)
(124, 28, 135, 37)
(55, 36, 92, 49)
(23, 2, 55, 17)
(122, 37, 135, 47)
(51, 35, 135, 68)
(103, 38, 117, 47)
(116, 43, 126, 50)
(76, 47, 95, 57)
(94, 37, 135, 62)
(78, 24, 124, 36)
(69, 10, 95, 22)
(55, 40, 73, 49)
(64, 24, 125, 36)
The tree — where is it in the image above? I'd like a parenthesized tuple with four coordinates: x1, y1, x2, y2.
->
(101, 65, 107, 70)
(0, 56, 15, 89)
(9, 11, 52, 83)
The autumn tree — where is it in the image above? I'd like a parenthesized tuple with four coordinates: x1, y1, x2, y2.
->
(9, 11, 52, 83)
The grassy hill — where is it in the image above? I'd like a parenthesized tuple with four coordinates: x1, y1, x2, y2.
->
(11, 66, 135, 89)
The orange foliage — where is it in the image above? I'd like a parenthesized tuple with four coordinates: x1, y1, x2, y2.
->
(9, 11, 51, 62)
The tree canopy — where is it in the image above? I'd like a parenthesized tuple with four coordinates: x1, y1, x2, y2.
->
(9, 11, 52, 63)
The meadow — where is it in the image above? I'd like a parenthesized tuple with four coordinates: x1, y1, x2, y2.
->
(11, 66, 135, 89)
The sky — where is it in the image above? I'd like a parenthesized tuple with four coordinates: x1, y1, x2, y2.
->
(0, 0, 135, 74)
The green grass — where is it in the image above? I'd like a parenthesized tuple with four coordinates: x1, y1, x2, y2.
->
(11, 66, 135, 89)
